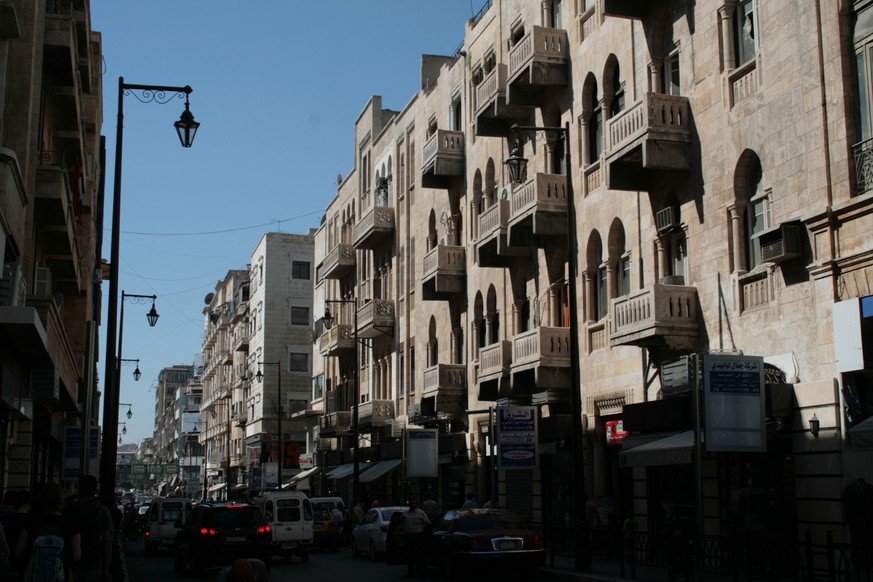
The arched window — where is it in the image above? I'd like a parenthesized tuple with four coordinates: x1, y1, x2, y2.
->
(608, 219, 630, 297)
(586, 76, 602, 162)
(428, 317, 439, 367)
(731, 151, 768, 272)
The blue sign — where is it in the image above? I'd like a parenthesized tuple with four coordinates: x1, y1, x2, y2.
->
(496, 406, 538, 470)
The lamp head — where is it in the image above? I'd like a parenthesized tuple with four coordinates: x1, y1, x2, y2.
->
(175, 90, 199, 148)
(146, 302, 159, 327)
(323, 308, 334, 329)
(127, 406, 133, 419)
(133, 365, 142, 382)
(256, 368, 264, 383)
(505, 139, 528, 184)
(809, 413, 820, 438)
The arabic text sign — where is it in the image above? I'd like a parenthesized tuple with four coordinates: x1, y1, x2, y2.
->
(703, 354, 766, 452)
(496, 406, 538, 470)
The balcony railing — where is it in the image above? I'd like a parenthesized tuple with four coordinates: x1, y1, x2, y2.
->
(508, 173, 568, 243)
(508, 26, 569, 90)
(475, 64, 508, 117)
(853, 137, 873, 195)
(319, 324, 355, 356)
(353, 205, 395, 249)
(423, 363, 466, 398)
(422, 244, 465, 300)
(421, 129, 465, 188)
(511, 326, 571, 371)
(478, 199, 511, 240)
(604, 93, 692, 190)
(319, 411, 351, 435)
(354, 399, 395, 428)
(321, 243, 356, 280)
(609, 283, 699, 351)
(357, 299, 395, 339)
(478, 340, 512, 382)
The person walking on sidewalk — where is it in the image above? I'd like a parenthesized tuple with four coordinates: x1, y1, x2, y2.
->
(397, 499, 430, 578)
(63, 476, 113, 582)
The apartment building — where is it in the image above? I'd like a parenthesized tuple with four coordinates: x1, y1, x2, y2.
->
(311, 0, 872, 547)
(200, 231, 315, 497)
(0, 0, 104, 491)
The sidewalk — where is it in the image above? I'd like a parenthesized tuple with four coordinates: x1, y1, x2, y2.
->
(540, 556, 670, 582)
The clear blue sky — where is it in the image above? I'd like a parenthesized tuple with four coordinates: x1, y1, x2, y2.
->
(92, 1, 480, 444)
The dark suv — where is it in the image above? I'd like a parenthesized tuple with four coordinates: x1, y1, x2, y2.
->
(173, 501, 272, 574)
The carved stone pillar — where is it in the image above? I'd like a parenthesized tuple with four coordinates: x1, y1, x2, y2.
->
(655, 237, 668, 281)
(584, 270, 596, 322)
(719, 2, 737, 70)
(729, 203, 747, 272)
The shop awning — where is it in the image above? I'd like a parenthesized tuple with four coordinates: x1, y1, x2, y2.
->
(208, 483, 227, 493)
(359, 459, 402, 483)
(281, 467, 320, 489)
(324, 462, 369, 480)
(619, 430, 695, 468)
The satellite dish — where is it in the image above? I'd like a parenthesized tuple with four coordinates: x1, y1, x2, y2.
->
(204, 292, 215, 305)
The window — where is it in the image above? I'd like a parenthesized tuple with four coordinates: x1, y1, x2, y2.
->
(398, 347, 405, 396)
(548, 0, 563, 29)
(746, 196, 769, 270)
(735, 0, 758, 66)
(288, 352, 308, 372)
(292, 261, 310, 280)
(290, 306, 309, 326)
(617, 256, 631, 297)
(409, 344, 416, 393)
(590, 95, 602, 161)
(668, 234, 687, 283)
(449, 90, 462, 131)
(597, 265, 609, 320)
(665, 50, 681, 96)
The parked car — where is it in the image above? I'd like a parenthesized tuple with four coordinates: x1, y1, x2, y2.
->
(424, 509, 545, 579)
(173, 501, 273, 574)
(143, 497, 192, 555)
(312, 506, 338, 550)
(251, 491, 313, 562)
(351, 505, 407, 559)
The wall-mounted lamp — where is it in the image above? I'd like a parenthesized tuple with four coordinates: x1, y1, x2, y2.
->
(809, 413, 820, 438)
(120, 402, 133, 419)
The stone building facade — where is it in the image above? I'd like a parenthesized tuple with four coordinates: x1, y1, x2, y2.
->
(310, 0, 873, 546)
(0, 0, 105, 491)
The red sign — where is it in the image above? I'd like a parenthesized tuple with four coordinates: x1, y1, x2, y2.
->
(606, 420, 628, 445)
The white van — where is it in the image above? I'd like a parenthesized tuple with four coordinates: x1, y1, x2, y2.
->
(252, 491, 314, 562)
(143, 497, 192, 554)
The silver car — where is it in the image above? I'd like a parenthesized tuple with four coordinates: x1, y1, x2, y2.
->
(351, 506, 407, 559)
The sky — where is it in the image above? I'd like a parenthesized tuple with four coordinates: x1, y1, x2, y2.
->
(92, 1, 482, 445)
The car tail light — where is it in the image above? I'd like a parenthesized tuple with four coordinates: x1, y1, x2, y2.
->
(257, 525, 271, 535)
(144, 531, 150, 538)
(380, 525, 389, 533)
(532, 533, 544, 549)
(466, 537, 480, 551)
(199, 528, 217, 536)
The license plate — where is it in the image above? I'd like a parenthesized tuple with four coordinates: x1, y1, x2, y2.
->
(495, 539, 520, 550)
(226, 536, 246, 542)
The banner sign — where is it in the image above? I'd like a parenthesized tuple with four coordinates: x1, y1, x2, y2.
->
(496, 406, 538, 470)
(62, 427, 99, 481)
(264, 462, 279, 489)
(406, 428, 438, 477)
(703, 354, 766, 452)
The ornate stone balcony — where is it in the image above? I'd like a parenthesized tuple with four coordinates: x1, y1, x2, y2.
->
(476, 198, 528, 267)
(477, 340, 512, 401)
(354, 399, 395, 429)
(604, 93, 692, 191)
(421, 130, 465, 189)
(508, 173, 568, 246)
(474, 64, 529, 137)
(319, 411, 351, 436)
(609, 282, 699, 352)
(423, 363, 466, 415)
(354, 205, 395, 250)
(320, 243, 356, 280)
(422, 244, 466, 300)
(34, 163, 82, 293)
(319, 323, 355, 357)
(357, 299, 395, 339)
(508, 26, 569, 105)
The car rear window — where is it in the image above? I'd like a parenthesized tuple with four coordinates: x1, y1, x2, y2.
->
(161, 502, 184, 522)
(208, 507, 262, 529)
(380, 509, 400, 521)
(459, 514, 528, 531)
(312, 507, 330, 520)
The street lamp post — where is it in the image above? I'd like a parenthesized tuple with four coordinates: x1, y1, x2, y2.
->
(322, 299, 360, 502)
(256, 362, 282, 489)
(118, 360, 142, 382)
(505, 122, 589, 571)
(119, 402, 133, 420)
(99, 78, 197, 507)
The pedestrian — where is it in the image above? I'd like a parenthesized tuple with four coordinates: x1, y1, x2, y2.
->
(461, 492, 479, 509)
(14, 482, 80, 582)
(331, 503, 345, 541)
(421, 496, 439, 522)
(397, 499, 430, 578)
(0, 521, 11, 579)
(213, 558, 267, 582)
(1, 489, 31, 576)
(63, 475, 113, 582)
(351, 499, 365, 529)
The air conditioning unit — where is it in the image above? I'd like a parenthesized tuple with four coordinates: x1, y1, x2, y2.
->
(34, 267, 52, 296)
(655, 206, 680, 233)
(756, 221, 803, 264)
(0, 264, 24, 306)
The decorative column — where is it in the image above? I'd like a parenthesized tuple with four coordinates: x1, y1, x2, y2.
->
(472, 320, 481, 360)
(655, 237, 668, 282)
(584, 270, 596, 322)
(719, 2, 737, 70)
(729, 203, 746, 272)
(648, 59, 663, 94)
